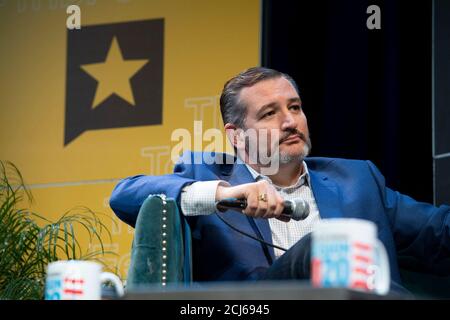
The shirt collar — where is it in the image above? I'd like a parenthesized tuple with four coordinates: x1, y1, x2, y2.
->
(244, 160, 311, 190)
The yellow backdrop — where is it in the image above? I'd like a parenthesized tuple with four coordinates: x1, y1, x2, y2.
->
(0, 0, 260, 280)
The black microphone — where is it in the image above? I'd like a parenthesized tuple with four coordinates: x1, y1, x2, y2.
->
(215, 197, 310, 221)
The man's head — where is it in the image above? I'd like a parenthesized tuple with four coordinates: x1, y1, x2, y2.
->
(220, 67, 312, 168)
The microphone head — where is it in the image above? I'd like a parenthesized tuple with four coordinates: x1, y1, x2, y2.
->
(290, 199, 310, 221)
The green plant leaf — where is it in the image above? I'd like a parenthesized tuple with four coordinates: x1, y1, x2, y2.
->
(0, 160, 116, 299)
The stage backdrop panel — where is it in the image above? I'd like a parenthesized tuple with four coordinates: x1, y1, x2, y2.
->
(434, 0, 450, 206)
(0, 0, 260, 279)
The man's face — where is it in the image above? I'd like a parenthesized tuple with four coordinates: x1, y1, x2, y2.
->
(236, 77, 311, 165)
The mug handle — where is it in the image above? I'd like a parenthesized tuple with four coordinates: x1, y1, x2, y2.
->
(367, 239, 390, 295)
(100, 272, 125, 298)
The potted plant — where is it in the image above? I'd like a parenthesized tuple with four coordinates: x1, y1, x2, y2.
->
(0, 161, 113, 299)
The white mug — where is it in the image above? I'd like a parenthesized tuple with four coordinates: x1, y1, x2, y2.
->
(311, 218, 390, 295)
(45, 260, 124, 300)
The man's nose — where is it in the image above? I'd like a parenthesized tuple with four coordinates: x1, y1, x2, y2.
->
(280, 111, 297, 130)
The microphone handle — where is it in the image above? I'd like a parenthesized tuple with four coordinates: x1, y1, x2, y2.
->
(216, 198, 247, 212)
(216, 198, 295, 219)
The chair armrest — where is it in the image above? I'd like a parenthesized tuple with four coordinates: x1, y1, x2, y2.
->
(126, 194, 192, 289)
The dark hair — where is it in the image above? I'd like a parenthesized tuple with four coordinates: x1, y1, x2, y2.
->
(219, 67, 300, 128)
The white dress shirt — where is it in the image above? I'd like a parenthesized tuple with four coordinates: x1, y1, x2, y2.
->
(180, 161, 321, 258)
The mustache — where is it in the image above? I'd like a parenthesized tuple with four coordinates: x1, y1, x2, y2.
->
(279, 129, 307, 143)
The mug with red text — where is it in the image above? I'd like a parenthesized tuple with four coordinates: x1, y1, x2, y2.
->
(45, 260, 124, 300)
(311, 218, 390, 295)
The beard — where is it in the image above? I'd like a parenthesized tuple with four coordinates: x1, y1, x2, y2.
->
(278, 140, 311, 164)
(242, 128, 312, 166)
(275, 133, 312, 165)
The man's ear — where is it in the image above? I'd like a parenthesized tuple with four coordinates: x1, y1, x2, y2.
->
(224, 123, 239, 148)
(225, 123, 247, 160)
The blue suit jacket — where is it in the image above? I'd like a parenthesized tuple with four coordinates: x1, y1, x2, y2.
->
(110, 152, 450, 284)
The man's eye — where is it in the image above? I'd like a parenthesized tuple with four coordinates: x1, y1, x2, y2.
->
(262, 110, 275, 118)
(290, 105, 301, 111)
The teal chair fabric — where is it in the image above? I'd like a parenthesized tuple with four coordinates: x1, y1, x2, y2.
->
(126, 195, 192, 290)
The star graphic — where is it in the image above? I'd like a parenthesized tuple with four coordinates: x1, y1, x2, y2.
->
(80, 36, 149, 108)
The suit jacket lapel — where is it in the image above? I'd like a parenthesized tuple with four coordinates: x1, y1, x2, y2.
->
(223, 162, 276, 263)
(223, 162, 346, 261)
(308, 169, 343, 219)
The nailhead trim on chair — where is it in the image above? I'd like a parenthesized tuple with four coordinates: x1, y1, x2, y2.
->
(159, 194, 168, 286)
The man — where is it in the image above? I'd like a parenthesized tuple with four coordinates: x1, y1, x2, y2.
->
(110, 67, 450, 293)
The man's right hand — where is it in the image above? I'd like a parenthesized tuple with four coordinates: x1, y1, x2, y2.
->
(215, 180, 290, 222)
